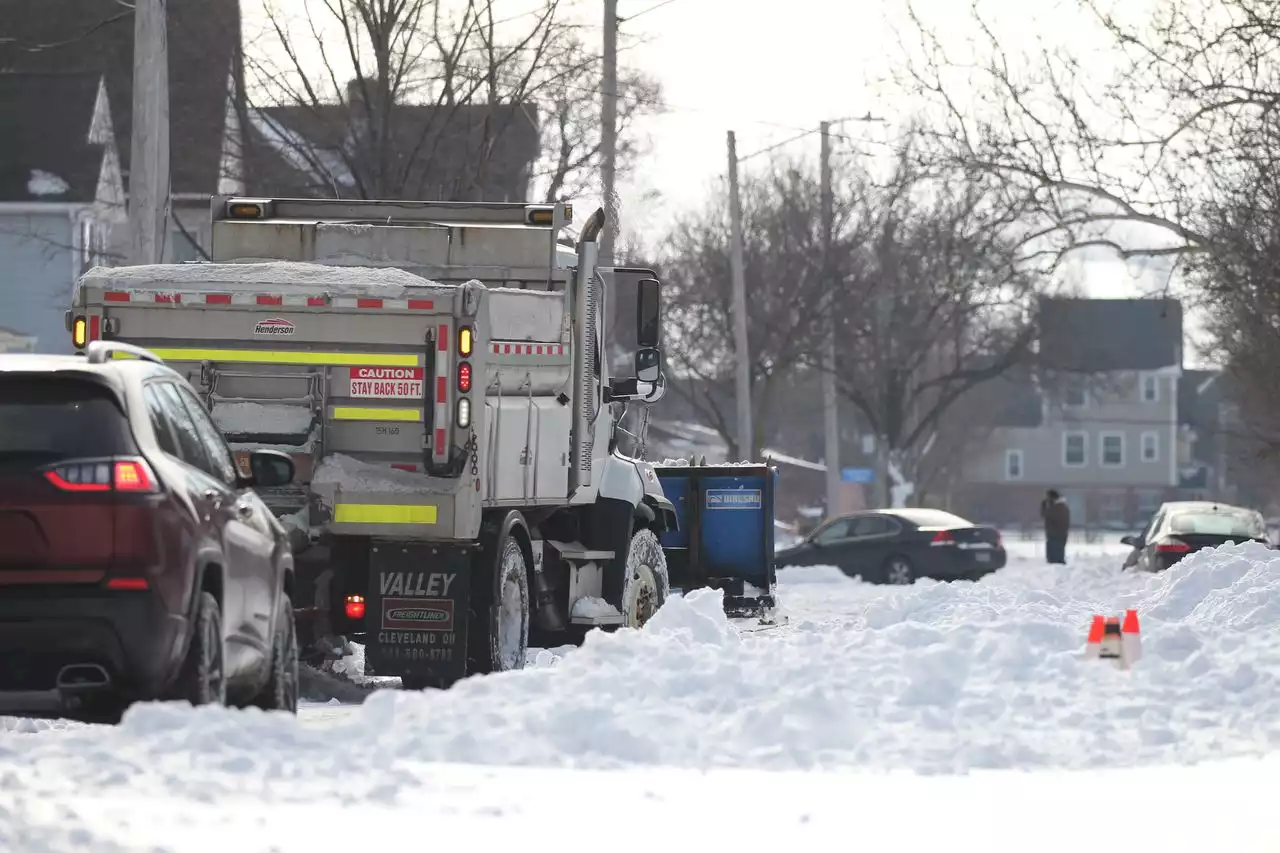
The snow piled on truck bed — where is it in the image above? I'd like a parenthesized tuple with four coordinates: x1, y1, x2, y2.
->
(211, 402, 315, 436)
(312, 452, 449, 494)
(80, 261, 448, 297)
(5, 539, 1280, 850)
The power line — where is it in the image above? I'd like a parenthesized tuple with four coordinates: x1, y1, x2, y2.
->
(621, 0, 680, 23)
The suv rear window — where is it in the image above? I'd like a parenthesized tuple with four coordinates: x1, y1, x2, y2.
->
(0, 377, 134, 468)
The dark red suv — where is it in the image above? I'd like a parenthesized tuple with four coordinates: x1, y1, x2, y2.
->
(0, 341, 300, 721)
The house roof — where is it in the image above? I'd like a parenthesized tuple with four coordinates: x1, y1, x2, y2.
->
(0, 72, 106, 202)
(1038, 297, 1182, 372)
(243, 99, 540, 202)
(0, 0, 241, 197)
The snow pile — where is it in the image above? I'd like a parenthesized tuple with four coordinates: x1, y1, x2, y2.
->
(27, 169, 69, 197)
(570, 597, 622, 619)
(80, 261, 445, 297)
(312, 453, 450, 495)
(6, 542, 1280, 795)
(211, 401, 314, 436)
(657, 458, 762, 467)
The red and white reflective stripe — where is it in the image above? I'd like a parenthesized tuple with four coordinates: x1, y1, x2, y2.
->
(490, 341, 566, 357)
(94, 290, 435, 310)
(331, 296, 436, 310)
(434, 322, 449, 457)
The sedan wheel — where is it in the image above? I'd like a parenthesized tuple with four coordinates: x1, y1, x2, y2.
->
(884, 556, 914, 585)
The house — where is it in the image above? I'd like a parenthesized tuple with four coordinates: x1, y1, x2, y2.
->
(0, 326, 38, 353)
(955, 298, 1184, 528)
(0, 0, 244, 352)
(243, 80, 540, 203)
(0, 72, 125, 353)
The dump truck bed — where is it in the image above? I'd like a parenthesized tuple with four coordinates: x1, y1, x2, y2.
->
(73, 260, 571, 542)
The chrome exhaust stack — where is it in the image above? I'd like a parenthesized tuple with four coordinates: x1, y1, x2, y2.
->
(56, 663, 111, 689)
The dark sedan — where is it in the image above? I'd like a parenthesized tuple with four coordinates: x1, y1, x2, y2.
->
(775, 508, 1007, 584)
(1121, 501, 1270, 572)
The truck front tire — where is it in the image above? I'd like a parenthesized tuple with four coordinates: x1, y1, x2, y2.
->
(468, 528, 531, 675)
(621, 528, 670, 628)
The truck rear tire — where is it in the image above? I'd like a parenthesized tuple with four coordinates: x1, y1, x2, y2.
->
(621, 529, 670, 628)
(468, 530, 531, 675)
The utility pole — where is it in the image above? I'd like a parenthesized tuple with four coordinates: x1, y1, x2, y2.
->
(819, 121, 841, 518)
(600, 0, 618, 268)
(128, 0, 171, 265)
(726, 130, 753, 460)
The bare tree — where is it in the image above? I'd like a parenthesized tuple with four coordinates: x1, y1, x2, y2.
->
(657, 156, 857, 459)
(894, 0, 1225, 267)
(656, 135, 1045, 478)
(896, 0, 1280, 472)
(825, 145, 1040, 503)
(243, 0, 661, 203)
(534, 28, 662, 203)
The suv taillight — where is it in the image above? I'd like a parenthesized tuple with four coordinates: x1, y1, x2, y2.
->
(44, 457, 160, 494)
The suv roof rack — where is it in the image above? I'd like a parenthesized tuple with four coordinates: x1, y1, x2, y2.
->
(85, 341, 166, 366)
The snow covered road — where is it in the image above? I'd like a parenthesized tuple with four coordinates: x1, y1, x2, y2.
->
(4, 538, 1280, 851)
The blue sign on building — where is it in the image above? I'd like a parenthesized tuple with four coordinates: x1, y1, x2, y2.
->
(705, 489, 763, 510)
(841, 467, 876, 484)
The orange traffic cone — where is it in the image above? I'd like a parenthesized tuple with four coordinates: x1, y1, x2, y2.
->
(1099, 617, 1124, 663)
(1085, 615, 1105, 660)
(1121, 609, 1142, 663)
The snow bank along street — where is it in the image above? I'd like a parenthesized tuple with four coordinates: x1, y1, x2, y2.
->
(3, 539, 1280, 850)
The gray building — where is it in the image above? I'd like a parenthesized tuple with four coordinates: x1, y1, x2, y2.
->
(956, 298, 1185, 528)
(0, 72, 125, 354)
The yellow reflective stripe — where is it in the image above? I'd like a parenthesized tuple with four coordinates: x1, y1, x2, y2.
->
(334, 504, 437, 524)
(112, 348, 420, 367)
(331, 406, 422, 422)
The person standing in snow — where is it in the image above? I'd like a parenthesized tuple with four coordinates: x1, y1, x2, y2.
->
(1040, 489, 1070, 564)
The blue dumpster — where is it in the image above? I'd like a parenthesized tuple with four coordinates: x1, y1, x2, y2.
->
(654, 463, 778, 618)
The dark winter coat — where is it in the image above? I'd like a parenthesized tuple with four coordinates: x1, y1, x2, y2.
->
(1041, 498, 1071, 537)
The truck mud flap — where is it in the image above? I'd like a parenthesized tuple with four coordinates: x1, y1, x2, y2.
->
(366, 540, 475, 688)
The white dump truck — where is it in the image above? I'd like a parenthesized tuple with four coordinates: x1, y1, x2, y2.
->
(67, 197, 677, 689)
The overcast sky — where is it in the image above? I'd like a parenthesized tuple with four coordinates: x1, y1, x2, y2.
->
(243, 0, 1208, 361)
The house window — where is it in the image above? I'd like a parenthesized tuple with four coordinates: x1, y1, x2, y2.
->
(1141, 374, 1159, 403)
(1064, 384, 1087, 407)
(1140, 431, 1159, 462)
(1005, 449, 1024, 481)
(1100, 432, 1124, 467)
(1063, 431, 1087, 467)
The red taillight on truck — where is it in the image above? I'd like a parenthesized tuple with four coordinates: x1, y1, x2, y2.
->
(1156, 542, 1192, 553)
(44, 458, 159, 494)
(457, 361, 472, 393)
(345, 595, 366, 620)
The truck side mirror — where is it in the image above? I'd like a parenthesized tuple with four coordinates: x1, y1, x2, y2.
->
(636, 278, 661, 348)
(635, 347, 662, 383)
